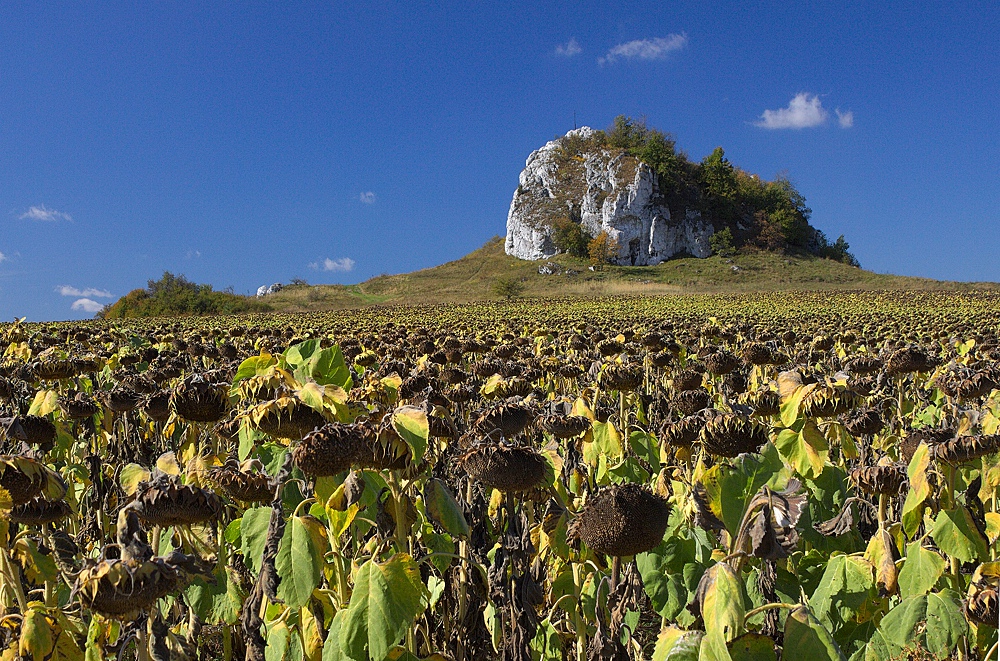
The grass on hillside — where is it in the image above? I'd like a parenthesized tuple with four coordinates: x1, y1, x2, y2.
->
(264, 237, 998, 313)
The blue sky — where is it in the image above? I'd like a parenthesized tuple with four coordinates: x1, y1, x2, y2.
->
(2, 1, 998, 320)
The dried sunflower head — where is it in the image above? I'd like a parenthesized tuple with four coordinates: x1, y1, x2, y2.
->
(248, 395, 328, 440)
(472, 401, 536, 438)
(672, 389, 711, 416)
(75, 545, 208, 620)
(59, 392, 99, 420)
(850, 464, 907, 495)
(143, 390, 173, 423)
(699, 414, 770, 457)
(13, 415, 57, 452)
(885, 347, 941, 376)
(703, 350, 739, 375)
(566, 483, 670, 557)
(842, 408, 885, 437)
(0, 455, 66, 506)
(966, 586, 998, 628)
(206, 458, 274, 504)
(4, 496, 72, 525)
(672, 369, 704, 392)
(933, 435, 1000, 465)
(598, 364, 643, 392)
(458, 441, 549, 493)
(659, 416, 705, 449)
(800, 385, 862, 418)
(171, 374, 229, 423)
(292, 422, 370, 477)
(538, 413, 591, 439)
(130, 475, 222, 527)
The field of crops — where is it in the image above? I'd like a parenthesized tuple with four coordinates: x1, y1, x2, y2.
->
(1, 290, 999, 661)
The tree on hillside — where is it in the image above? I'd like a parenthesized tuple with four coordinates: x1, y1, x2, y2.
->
(551, 217, 592, 258)
(493, 277, 525, 300)
(588, 231, 620, 270)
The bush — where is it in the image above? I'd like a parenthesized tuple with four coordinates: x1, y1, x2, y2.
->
(709, 227, 736, 257)
(551, 217, 592, 258)
(492, 277, 525, 300)
(815, 232, 861, 267)
(746, 211, 787, 253)
(588, 231, 620, 270)
(100, 271, 272, 318)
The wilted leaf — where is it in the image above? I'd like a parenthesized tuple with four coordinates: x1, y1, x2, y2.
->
(728, 633, 777, 661)
(697, 562, 745, 642)
(781, 605, 846, 661)
(876, 590, 968, 659)
(19, 602, 54, 661)
(774, 420, 828, 479)
(241, 506, 272, 575)
(118, 464, 150, 496)
(392, 406, 429, 461)
(27, 390, 58, 417)
(809, 554, 875, 631)
(652, 628, 702, 661)
(901, 443, 930, 538)
(423, 478, 469, 539)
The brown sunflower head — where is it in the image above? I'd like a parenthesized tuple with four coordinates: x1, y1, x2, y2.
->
(699, 414, 770, 457)
(170, 374, 229, 423)
(458, 442, 549, 493)
(566, 483, 670, 557)
(130, 475, 222, 527)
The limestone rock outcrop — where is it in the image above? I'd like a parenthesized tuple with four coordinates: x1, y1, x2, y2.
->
(505, 127, 714, 265)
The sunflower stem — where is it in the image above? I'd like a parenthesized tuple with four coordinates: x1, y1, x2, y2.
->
(572, 562, 587, 661)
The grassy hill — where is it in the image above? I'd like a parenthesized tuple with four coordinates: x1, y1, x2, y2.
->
(263, 237, 998, 313)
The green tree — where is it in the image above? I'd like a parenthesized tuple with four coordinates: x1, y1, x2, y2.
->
(492, 277, 525, 300)
(709, 227, 736, 257)
(606, 115, 649, 150)
(550, 217, 592, 258)
(699, 147, 740, 224)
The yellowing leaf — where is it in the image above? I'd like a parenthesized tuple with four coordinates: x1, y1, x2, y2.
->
(155, 452, 181, 476)
(27, 390, 58, 417)
(119, 464, 150, 496)
(901, 443, 930, 539)
(392, 406, 429, 461)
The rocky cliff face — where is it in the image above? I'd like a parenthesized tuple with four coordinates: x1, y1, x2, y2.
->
(505, 127, 714, 265)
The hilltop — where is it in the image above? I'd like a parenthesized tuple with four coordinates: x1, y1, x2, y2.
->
(260, 237, 995, 313)
(99, 237, 998, 318)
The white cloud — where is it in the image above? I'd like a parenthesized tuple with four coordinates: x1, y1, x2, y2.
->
(186, 249, 202, 259)
(599, 34, 687, 64)
(755, 93, 829, 129)
(836, 109, 854, 128)
(555, 38, 582, 57)
(0, 251, 5, 263)
(56, 285, 113, 298)
(20, 205, 72, 222)
(309, 257, 355, 272)
(359, 191, 376, 204)
(71, 298, 104, 313)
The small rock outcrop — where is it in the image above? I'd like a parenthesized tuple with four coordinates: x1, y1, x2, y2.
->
(256, 283, 283, 297)
(505, 127, 713, 266)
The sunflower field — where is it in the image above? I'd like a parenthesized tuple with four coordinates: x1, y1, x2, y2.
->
(0, 290, 999, 661)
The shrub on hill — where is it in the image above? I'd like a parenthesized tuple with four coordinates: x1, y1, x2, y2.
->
(100, 272, 272, 318)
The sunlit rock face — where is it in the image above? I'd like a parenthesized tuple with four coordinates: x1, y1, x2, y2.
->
(505, 127, 713, 265)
